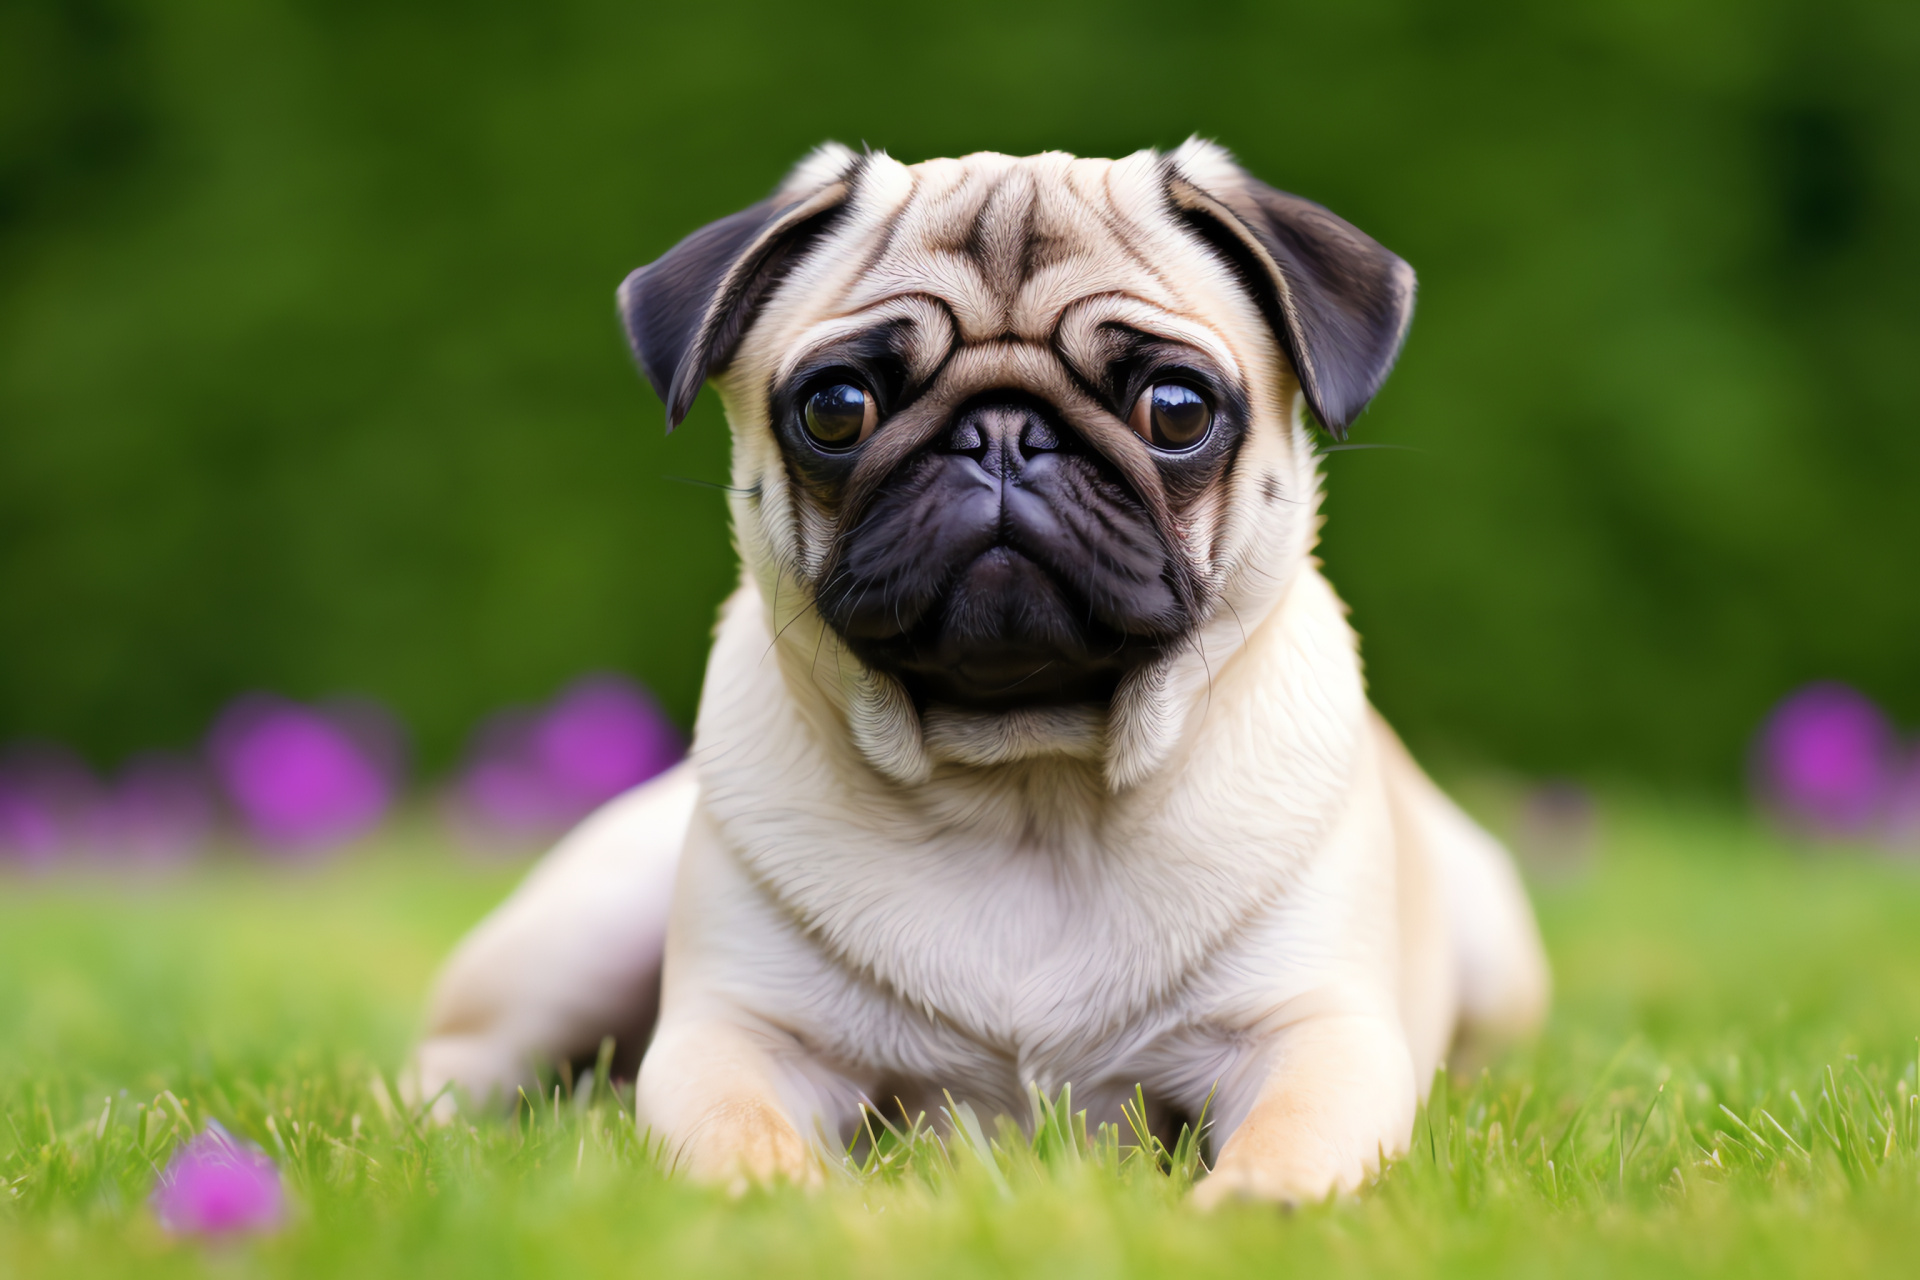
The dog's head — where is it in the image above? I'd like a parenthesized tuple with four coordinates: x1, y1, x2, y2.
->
(619, 143, 1412, 787)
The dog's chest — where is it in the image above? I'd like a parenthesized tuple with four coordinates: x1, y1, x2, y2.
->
(691, 571, 1373, 1097)
(762, 837, 1205, 1076)
(710, 778, 1337, 1093)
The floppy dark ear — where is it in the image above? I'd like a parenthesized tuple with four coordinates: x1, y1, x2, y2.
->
(1165, 144, 1415, 438)
(618, 152, 857, 428)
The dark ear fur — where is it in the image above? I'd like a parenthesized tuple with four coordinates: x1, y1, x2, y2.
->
(618, 150, 858, 427)
(1166, 144, 1415, 438)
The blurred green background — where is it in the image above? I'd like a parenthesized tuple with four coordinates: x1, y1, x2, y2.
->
(2, 0, 1915, 787)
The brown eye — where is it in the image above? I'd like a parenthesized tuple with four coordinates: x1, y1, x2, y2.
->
(1129, 383, 1212, 450)
(802, 382, 877, 449)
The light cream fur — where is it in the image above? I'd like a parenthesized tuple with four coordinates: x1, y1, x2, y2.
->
(411, 143, 1549, 1203)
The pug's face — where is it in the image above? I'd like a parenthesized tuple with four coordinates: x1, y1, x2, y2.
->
(620, 142, 1412, 782)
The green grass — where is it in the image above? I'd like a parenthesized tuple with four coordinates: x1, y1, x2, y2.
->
(6, 797, 1920, 1278)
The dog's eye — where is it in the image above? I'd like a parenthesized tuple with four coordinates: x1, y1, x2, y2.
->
(1129, 383, 1212, 451)
(802, 383, 877, 449)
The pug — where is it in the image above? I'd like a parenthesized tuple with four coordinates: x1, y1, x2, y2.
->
(412, 141, 1548, 1204)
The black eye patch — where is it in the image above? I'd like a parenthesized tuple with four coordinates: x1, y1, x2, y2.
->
(769, 322, 923, 493)
(1091, 326, 1251, 506)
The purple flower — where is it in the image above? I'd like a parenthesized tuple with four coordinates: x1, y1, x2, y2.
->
(208, 695, 398, 853)
(452, 674, 681, 846)
(99, 752, 216, 862)
(454, 710, 553, 828)
(151, 1124, 285, 1236)
(0, 742, 100, 866)
(1753, 682, 1896, 838)
(535, 676, 682, 811)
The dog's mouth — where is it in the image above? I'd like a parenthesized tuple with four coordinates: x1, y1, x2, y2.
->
(815, 400, 1189, 715)
(856, 545, 1162, 711)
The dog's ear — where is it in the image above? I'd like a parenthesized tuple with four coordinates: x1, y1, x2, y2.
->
(1164, 140, 1414, 438)
(619, 144, 860, 428)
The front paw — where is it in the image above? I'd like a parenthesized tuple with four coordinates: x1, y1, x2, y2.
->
(1190, 1140, 1375, 1210)
(1192, 1015, 1414, 1208)
(405, 1035, 525, 1123)
(673, 1097, 821, 1196)
(1192, 1159, 1316, 1210)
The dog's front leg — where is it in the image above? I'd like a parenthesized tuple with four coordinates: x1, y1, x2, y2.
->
(1193, 1011, 1417, 1208)
(635, 806, 849, 1193)
(637, 1016, 824, 1194)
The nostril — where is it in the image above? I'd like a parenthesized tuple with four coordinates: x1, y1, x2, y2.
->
(942, 403, 1064, 464)
(1021, 419, 1060, 454)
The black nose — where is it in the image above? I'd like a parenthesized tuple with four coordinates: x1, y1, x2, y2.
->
(941, 401, 1063, 473)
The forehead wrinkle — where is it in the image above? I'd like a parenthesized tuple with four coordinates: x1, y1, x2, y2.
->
(973, 169, 1038, 317)
(1000, 172, 1158, 337)
(783, 151, 1271, 389)
(918, 168, 1029, 338)
(1093, 165, 1191, 309)
(854, 156, 1105, 342)
(1003, 162, 1191, 340)
(1146, 228, 1285, 396)
(773, 294, 956, 387)
(1021, 169, 1083, 271)
(933, 340, 1074, 399)
(1078, 159, 1241, 339)
(1010, 251, 1174, 339)
(876, 233, 1155, 347)
(837, 163, 921, 299)
(1052, 294, 1245, 385)
(910, 161, 1008, 253)
(850, 248, 1004, 340)
(1093, 164, 1284, 390)
(1092, 164, 1164, 273)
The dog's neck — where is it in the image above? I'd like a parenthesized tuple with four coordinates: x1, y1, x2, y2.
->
(785, 551, 1311, 801)
(692, 541, 1364, 884)
(722, 555, 1320, 842)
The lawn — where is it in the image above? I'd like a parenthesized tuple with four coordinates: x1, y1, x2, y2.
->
(5, 795, 1920, 1278)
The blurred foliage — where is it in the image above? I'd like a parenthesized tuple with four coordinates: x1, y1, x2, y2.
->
(1, 0, 1915, 782)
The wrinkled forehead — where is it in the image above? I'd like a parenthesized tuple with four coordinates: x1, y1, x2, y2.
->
(749, 150, 1268, 379)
